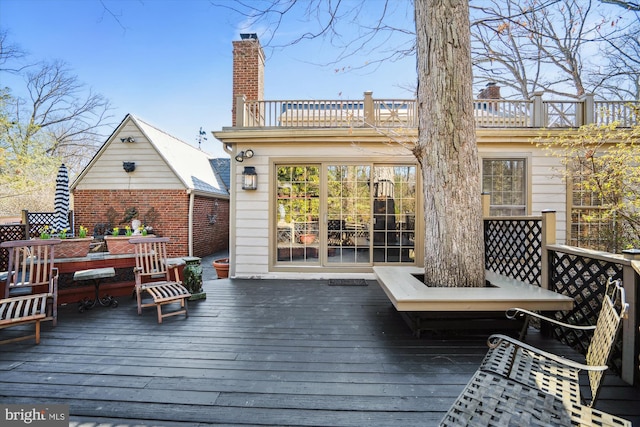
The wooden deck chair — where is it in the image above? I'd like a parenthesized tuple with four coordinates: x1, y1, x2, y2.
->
(480, 277, 628, 407)
(0, 239, 60, 344)
(130, 237, 191, 323)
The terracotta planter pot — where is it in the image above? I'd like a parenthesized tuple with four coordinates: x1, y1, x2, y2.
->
(212, 258, 229, 279)
(55, 237, 94, 258)
(299, 234, 316, 244)
(105, 234, 155, 255)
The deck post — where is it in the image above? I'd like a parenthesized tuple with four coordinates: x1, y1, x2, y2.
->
(481, 193, 491, 217)
(364, 91, 374, 126)
(541, 210, 556, 291)
(235, 95, 246, 128)
(621, 249, 639, 384)
(530, 92, 544, 127)
(580, 93, 595, 126)
(21, 209, 30, 239)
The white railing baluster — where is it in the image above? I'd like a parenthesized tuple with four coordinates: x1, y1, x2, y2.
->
(235, 97, 638, 129)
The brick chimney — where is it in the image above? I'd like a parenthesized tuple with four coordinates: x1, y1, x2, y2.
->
(232, 33, 265, 126)
(478, 82, 501, 99)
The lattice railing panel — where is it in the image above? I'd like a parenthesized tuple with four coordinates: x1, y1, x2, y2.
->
(548, 250, 623, 374)
(27, 212, 57, 238)
(25, 211, 74, 238)
(0, 224, 28, 272)
(484, 218, 542, 286)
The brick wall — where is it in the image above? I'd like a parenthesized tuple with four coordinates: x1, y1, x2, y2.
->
(73, 190, 229, 258)
(192, 195, 230, 257)
(73, 189, 190, 257)
(232, 36, 265, 126)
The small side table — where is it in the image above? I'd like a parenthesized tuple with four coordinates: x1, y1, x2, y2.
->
(73, 267, 117, 312)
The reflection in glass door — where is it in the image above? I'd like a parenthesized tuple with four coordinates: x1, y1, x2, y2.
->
(326, 165, 371, 264)
(372, 166, 416, 262)
(276, 165, 320, 264)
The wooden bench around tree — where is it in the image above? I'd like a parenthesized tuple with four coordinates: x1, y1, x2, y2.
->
(373, 267, 574, 312)
(373, 266, 574, 336)
(0, 239, 60, 344)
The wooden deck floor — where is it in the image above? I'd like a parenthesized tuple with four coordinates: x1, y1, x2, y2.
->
(1, 278, 638, 426)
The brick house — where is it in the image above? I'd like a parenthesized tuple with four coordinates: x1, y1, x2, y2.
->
(71, 114, 229, 258)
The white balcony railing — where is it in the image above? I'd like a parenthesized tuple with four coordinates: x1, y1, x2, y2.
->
(595, 100, 640, 127)
(235, 92, 639, 129)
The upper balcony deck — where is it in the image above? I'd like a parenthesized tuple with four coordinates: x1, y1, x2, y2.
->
(234, 92, 639, 130)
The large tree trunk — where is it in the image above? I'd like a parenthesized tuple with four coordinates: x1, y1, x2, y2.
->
(415, 0, 485, 287)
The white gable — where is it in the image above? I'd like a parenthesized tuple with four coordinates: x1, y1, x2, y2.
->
(72, 114, 227, 196)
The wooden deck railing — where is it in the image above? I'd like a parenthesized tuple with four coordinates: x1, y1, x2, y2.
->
(235, 92, 639, 129)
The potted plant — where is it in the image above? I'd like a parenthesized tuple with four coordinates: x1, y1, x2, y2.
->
(297, 215, 318, 244)
(104, 224, 154, 255)
(39, 225, 51, 240)
(212, 257, 229, 279)
(298, 232, 317, 244)
(55, 226, 93, 258)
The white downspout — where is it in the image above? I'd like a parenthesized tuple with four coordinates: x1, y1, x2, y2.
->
(187, 189, 194, 256)
(222, 142, 235, 277)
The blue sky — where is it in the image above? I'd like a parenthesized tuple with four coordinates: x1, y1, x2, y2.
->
(1, 0, 417, 158)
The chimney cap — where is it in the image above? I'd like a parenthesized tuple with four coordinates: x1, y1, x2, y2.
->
(240, 33, 258, 40)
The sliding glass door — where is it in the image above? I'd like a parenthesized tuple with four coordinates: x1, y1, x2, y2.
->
(275, 163, 417, 267)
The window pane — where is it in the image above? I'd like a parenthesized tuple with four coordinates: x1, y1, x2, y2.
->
(482, 158, 526, 216)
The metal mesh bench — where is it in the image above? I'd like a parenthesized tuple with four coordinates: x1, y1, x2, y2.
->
(439, 370, 631, 426)
(479, 278, 628, 407)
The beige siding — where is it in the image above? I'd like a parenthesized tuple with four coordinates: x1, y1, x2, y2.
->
(75, 121, 184, 191)
(233, 158, 270, 276)
(531, 155, 566, 243)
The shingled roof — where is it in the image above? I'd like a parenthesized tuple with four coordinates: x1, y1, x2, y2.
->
(133, 115, 228, 196)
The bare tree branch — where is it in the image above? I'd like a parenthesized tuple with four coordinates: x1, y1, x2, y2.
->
(0, 29, 29, 74)
(600, 0, 640, 11)
(470, 0, 635, 99)
(212, 0, 415, 73)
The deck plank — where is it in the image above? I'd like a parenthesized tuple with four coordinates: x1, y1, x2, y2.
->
(0, 278, 637, 426)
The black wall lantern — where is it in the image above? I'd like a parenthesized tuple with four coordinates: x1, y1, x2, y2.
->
(123, 162, 136, 173)
(242, 166, 257, 190)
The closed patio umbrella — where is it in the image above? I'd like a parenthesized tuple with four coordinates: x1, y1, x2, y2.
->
(53, 163, 70, 234)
